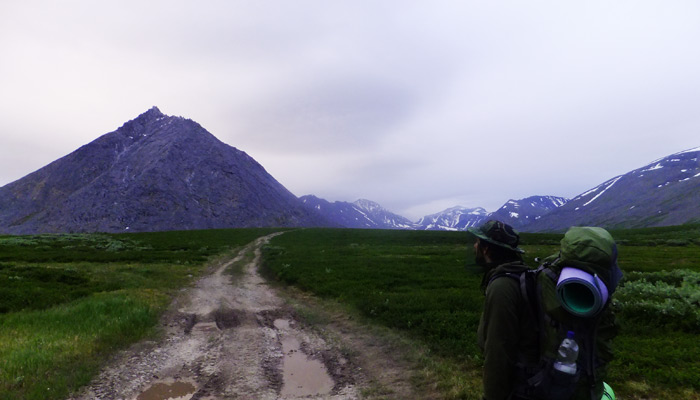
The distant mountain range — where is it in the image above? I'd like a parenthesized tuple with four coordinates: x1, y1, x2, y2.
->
(1, 107, 698, 234)
(300, 196, 415, 229)
(302, 196, 570, 232)
(415, 206, 488, 231)
(489, 196, 568, 229)
(402, 147, 700, 232)
(522, 147, 700, 231)
(305, 143, 700, 232)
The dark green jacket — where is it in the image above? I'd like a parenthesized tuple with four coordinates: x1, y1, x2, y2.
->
(478, 262, 538, 400)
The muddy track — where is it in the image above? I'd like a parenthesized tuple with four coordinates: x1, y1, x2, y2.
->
(68, 233, 428, 400)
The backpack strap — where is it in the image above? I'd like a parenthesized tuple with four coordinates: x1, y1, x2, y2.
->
(486, 264, 540, 334)
(512, 266, 551, 399)
(519, 268, 540, 337)
(542, 265, 557, 282)
(581, 303, 609, 400)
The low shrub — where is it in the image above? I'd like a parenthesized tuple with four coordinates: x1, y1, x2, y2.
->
(615, 269, 700, 332)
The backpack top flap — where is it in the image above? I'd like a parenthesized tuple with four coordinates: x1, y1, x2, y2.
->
(556, 227, 623, 293)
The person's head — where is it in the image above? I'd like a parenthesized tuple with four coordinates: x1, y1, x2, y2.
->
(468, 220, 524, 267)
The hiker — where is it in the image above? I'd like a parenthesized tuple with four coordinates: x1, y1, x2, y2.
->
(469, 220, 534, 400)
(469, 220, 621, 400)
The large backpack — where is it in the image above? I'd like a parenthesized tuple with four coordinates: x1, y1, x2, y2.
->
(490, 227, 622, 400)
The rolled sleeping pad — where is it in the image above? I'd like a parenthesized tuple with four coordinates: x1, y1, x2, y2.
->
(602, 382, 615, 400)
(556, 267, 609, 317)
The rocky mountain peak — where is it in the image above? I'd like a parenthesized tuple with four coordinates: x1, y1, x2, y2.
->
(354, 199, 382, 212)
(140, 106, 164, 119)
(300, 195, 414, 230)
(416, 205, 488, 231)
(127, 106, 167, 126)
(0, 109, 329, 234)
(488, 195, 569, 229)
(116, 106, 169, 139)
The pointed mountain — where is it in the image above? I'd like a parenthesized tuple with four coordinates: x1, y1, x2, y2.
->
(522, 146, 700, 231)
(0, 107, 329, 233)
(488, 195, 568, 229)
(300, 195, 416, 229)
(416, 206, 489, 231)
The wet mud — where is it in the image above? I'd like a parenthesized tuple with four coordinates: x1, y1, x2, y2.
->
(136, 379, 196, 400)
(275, 318, 335, 397)
(68, 234, 369, 400)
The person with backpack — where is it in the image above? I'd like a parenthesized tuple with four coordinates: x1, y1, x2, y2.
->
(469, 220, 621, 400)
(469, 220, 536, 400)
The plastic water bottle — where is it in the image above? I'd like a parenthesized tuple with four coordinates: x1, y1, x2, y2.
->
(553, 331, 579, 374)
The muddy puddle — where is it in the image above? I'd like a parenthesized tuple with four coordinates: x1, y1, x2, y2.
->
(72, 235, 388, 400)
(274, 318, 334, 397)
(135, 379, 196, 400)
(190, 321, 219, 334)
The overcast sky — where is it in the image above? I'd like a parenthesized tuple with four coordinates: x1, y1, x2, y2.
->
(2, 1, 699, 220)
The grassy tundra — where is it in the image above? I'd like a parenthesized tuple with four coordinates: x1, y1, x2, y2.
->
(0, 229, 280, 400)
(261, 227, 700, 400)
(1, 226, 699, 399)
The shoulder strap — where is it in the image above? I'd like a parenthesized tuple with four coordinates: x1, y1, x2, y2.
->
(519, 268, 541, 335)
(487, 265, 541, 337)
(485, 262, 531, 287)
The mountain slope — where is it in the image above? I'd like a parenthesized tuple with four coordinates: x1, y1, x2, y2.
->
(300, 196, 416, 229)
(488, 195, 568, 229)
(0, 107, 329, 233)
(415, 206, 488, 231)
(523, 147, 700, 231)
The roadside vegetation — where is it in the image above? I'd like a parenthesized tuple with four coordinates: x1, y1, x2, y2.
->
(0, 229, 279, 400)
(261, 227, 700, 400)
(1, 225, 698, 399)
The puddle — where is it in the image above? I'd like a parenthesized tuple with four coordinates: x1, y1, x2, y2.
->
(274, 318, 290, 330)
(136, 380, 196, 400)
(275, 319, 334, 397)
(214, 308, 242, 329)
(190, 321, 219, 334)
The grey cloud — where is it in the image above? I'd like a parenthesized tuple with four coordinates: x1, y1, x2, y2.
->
(233, 76, 416, 153)
(2, 1, 700, 220)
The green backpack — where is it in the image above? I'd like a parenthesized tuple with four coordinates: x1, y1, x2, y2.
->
(490, 227, 623, 400)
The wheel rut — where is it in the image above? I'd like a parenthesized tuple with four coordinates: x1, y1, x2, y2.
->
(69, 232, 429, 400)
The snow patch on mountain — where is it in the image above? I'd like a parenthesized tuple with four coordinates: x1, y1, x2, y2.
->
(415, 206, 489, 231)
(524, 145, 700, 231)
(300, 196, 416, 230)
(582, 176, 622, 207)
(642, 163, 664, 172)
(676, 146, 700, 155)
(488, 195, 569, 229)
(304, 146, 700, 232)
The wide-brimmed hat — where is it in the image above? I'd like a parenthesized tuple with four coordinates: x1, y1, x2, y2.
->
(468, 220, 524, 253)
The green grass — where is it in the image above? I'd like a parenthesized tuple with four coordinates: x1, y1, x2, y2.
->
(0, 228, 283, 264)
(0, 228, 277, 400)
(261, 227, 700, 400)
(2, 225, 699, 400)
(0, 290, 165, 400)
(261, 229, 483, 362)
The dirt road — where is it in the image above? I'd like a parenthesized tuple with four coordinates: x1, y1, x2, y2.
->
(69, 233, 429, 400)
